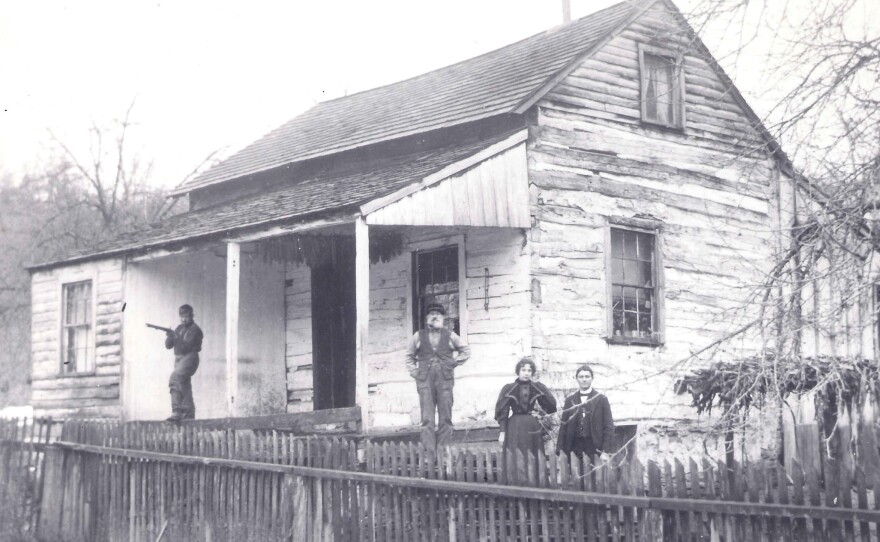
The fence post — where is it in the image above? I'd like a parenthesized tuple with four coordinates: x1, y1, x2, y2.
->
(36, 445, 66, 541)
(645, 460, 663, 542)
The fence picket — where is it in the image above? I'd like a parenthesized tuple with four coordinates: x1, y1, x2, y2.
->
(7, 420, 880, 542)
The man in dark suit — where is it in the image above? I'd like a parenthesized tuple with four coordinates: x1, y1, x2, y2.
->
(556, 364, 615, 462)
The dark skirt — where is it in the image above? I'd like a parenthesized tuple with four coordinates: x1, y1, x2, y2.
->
(503, 414, 545, 484)
(503, 414, 544, 455)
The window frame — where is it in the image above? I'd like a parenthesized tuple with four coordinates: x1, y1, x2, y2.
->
(409, 236, 468, 340)
(58, 277, 97, 376)
(604, 219, 664, 347)
(638, 43, 686, 131)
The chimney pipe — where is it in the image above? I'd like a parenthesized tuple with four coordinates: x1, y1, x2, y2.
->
(562, 0, 571, 23)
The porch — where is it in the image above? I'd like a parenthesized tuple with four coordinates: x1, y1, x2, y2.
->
(120, 129, 533, 431)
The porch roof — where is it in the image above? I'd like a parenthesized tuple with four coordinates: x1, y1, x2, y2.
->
(28, 130, 520, 272)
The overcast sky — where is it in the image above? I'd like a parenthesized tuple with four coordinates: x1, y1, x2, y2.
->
(0, 0, 806, 189)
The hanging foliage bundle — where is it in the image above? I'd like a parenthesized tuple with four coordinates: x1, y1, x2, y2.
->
(679, 354, 880, 417)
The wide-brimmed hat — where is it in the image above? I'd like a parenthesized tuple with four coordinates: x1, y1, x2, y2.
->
(425, 303, 446, 315)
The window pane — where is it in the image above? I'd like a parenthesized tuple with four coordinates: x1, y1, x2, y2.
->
(74, 326, 90, 372)
(611, 258, 623, 283)
(637, 233, 654, 261)
(639, 261, 653, 287)
(623, 260, 639, 285)
(622, 287, 637, 311)
(623, 231, 638, 259)
(610, 229, 624, 257)
(611, 286, 623, 310)
(624, 312, 638, 336)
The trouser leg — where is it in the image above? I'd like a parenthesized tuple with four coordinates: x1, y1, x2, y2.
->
(169, 354, 199, 418)
(435, 376, 454, 449)
(417, 378, 437, 450)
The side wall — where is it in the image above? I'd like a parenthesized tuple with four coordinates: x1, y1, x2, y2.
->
(31, 258, 125, 419)
(123, 250, 228, 421)
(528, 6, 780, 457)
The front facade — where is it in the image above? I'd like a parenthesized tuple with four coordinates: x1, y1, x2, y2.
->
(29, 0, 847, 457)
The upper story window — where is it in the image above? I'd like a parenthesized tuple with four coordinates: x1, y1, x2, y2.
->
(608, 227, 662, 345)
(412, 246, 461, 334)
(61, 280, 95, 374)
(639, 44, 684, 129)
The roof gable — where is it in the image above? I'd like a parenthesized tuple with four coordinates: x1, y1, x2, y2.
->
(180, 1, 644, 193)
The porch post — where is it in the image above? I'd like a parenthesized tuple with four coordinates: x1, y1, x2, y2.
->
(226, 241, 241, 417)
(355, 217, 370, 429)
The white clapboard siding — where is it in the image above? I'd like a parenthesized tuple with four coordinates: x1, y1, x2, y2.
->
(366, 144, 530, 228)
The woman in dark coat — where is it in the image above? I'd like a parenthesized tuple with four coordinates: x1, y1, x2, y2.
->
(495, 357, 558, 465)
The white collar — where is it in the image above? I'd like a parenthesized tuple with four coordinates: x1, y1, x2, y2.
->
(578, 387, 594, 395)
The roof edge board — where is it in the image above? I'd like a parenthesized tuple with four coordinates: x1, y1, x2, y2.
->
(359, 129, 528, 216)
(26, 211, 360, 273)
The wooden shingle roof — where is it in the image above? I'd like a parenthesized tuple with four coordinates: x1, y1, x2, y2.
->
(180, 0, 641, 193)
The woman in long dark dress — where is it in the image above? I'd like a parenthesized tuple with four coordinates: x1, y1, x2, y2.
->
(495, 357, 557, 481)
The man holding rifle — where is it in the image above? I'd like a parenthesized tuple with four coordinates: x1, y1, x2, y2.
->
(153, 304, 204, 422)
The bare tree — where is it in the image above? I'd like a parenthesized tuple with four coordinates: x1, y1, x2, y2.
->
(664, 0, 880, 466)
(0, 102, 216, 407)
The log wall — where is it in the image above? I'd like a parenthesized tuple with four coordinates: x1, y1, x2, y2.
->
(527, 6, 781, 447)
(364, 226, 531, 429)
(31, 258, 125, 419)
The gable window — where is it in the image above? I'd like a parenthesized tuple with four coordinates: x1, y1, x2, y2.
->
(412, 246, 461, 334)
(639, 44, 684, 129)
(607, 227, 662, 345)
(61, 280, 94, 374)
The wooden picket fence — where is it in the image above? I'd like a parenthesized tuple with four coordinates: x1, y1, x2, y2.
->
(2, 418, 880, 541)
(0, 417, 56, 540)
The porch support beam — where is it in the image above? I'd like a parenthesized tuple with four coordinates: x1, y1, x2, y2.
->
(354, 217, 370, 430)
(226, 241, 241, 417)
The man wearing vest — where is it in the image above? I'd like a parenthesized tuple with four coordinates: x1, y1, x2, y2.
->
(556, 364, 615, 462)
(405, 303, 471, 451)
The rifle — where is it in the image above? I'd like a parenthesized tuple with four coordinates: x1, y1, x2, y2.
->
(146, 323, 174, 333)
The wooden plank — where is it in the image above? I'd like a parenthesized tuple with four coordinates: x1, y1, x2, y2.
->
(791, 460, 808, 542)
(226, 241, 241, 417)
(355, 217, 371, 431)
(855, 467, 869, 542)
(360, 130, 527, 215)
(776, 460, 793, 541)
(646, 460, 663, 542)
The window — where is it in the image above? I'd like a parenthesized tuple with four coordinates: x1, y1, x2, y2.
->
(639, 44, 684, 129)
(412, 246, 460, 334)
(608, 227, 661, 344)
(61, 280, 94, 373)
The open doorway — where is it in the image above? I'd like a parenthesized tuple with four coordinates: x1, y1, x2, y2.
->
(310, 242, 356, 410)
